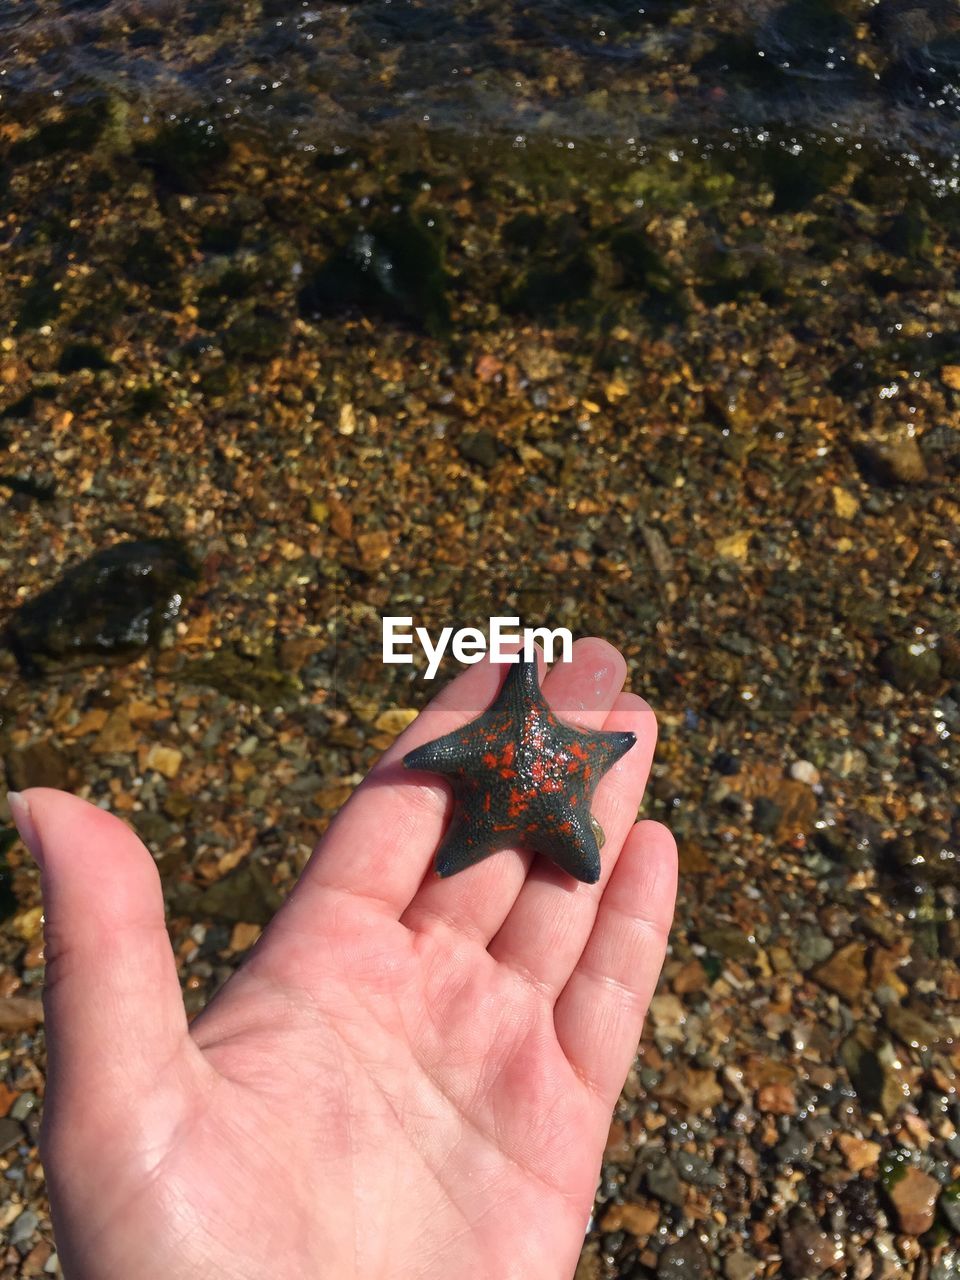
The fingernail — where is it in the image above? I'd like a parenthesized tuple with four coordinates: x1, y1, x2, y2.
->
(7, 792, 44, 870)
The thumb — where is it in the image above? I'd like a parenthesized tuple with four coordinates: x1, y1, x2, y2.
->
(8, 788, 191, 1104)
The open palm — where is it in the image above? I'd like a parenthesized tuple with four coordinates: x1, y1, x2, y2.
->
(16, 639, 676, 1280)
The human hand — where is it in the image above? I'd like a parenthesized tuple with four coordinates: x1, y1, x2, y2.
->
(11, 638, 677, 1280)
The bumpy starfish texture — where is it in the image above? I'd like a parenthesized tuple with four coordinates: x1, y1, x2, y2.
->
(403, 657, 636, 884)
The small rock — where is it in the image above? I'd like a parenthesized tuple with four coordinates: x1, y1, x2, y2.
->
(879, 641, 941, 693)
(458, 430, 499, 469)
(940, 1183, 960, 1235)
(373, 707, 419, 735)
(842, 1029, 907, 1119)
(883, 1004, 940, 1052)
(885, 1164, 939, 1235)
(0, 996, 44, 1032)
(855, 433, 928, 486)
(658, 1235, 711, 1277)
(600, 1201, 659, 1238)
(654, 1065, 724, 1113)
(940, 365, 960, 391)
(752, 795, 782, 834)
(10, 1208, 38, 1248)
(714, 531, 751, 562)
(779, 1213, 842, 1277)
(649, 993, 685, 1035)
(338, 402, 356, 435)
(831, 486, 859, 518)
(812, 942, 868, 1003)
(144, 744, 182, 779)
(645, 1155, 685, 1208)
(724, 1250, 761, 1280)
(837, 1134, 882, 1172)
(5, 740, 75, 792)
(698, 927, 756, 961)
(0, 1117, 23, 1154)
(758, 1082, 797, 1115)
(789, 759, 820, 787)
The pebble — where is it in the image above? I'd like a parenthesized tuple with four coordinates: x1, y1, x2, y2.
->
(886, 1165, 940, 1235)
(10, 1208, 39, 1247)
(789, 759, 820, 786)
(658, 1235, 711, 1277)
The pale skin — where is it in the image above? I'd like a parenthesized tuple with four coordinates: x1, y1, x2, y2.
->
(11, 638, 677, 1280)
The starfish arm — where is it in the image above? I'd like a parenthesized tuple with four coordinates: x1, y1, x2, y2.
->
(433, 813, 515, 878)
(527, 814, 603, 884)
(402, 723, 493, 776)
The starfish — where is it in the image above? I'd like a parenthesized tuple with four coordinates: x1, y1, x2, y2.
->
(403, 656, 636, 884)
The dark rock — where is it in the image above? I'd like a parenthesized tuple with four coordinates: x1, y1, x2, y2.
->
(299, 212, 451, 337)
(57, 342, 114, 373)
(168, 860, 283, 925)
(5, 740, 75, 792)
(657, 1234, 711, 1277)
(711, 750, 741, 776)
(136, 118, 231, 193)
(842, 1028, 904, 1119)
(179, 647, 301, 707)
(458, 430, 499, 469)
(6, 539, 199, 675)
(645, 1155, 685, 1208)
(779, 1211, 841, 1277)
(9, 98, 108, 164)
(221, 307, 290, 361)
(752, 795, 782, 834)
(879, 641, 941, 693)
(0, 1117, 23, 1155)
(699, 927, 756, 961)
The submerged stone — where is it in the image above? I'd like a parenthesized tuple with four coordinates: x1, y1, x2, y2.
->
(6, 539, 199, 675)
(298, 212, 451, 337)
(136, 117, 231, 193)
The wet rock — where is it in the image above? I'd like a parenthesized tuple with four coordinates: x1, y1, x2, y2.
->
(5, 739, 75, 792)
(6, 539, 199, 675)
(299, 213, 451, 336)
(646, 1155, 685, 1208)
(813, 941, 867, 1002)
(855, 434, 928, 486)
(879, 641, 941, 693)
(883, 1004, 940, 1052)
(882, 1159, 940, 1235)
(10, 1209, 38, 1248)
(698, 927, 756, 962)
(180, 647, 301, 707)
(57, 341, 114, 373)
(837, 1134, 882, 1173)
(883, 832, 957, 888)
(789, 759, 820, 786)
(9, 98, 109, 164)
(0, 997, 44, 1032)
(502, 246, 596, 319)
(842, 1028, 906, 1119)
(0, 1117, 22, 1155)
(779, 1211, 842, 1277)
(941, 1183, 960, 1235)
(221, 307, 290, 361)
(600, 1201, 660, 1237)
(458, 430, 499, 469)
(752, 795, 782, 834)
(168, 861, 283, 926)
(136, 118, 231, 193)
(675, 1150, 723, 1188)
(793, 926, 834, 971)
(658, 1234, 711, 1277)
(724, 1251, 761, 1280)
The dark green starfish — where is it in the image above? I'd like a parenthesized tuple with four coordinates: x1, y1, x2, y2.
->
(403, 656, 635, 883)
